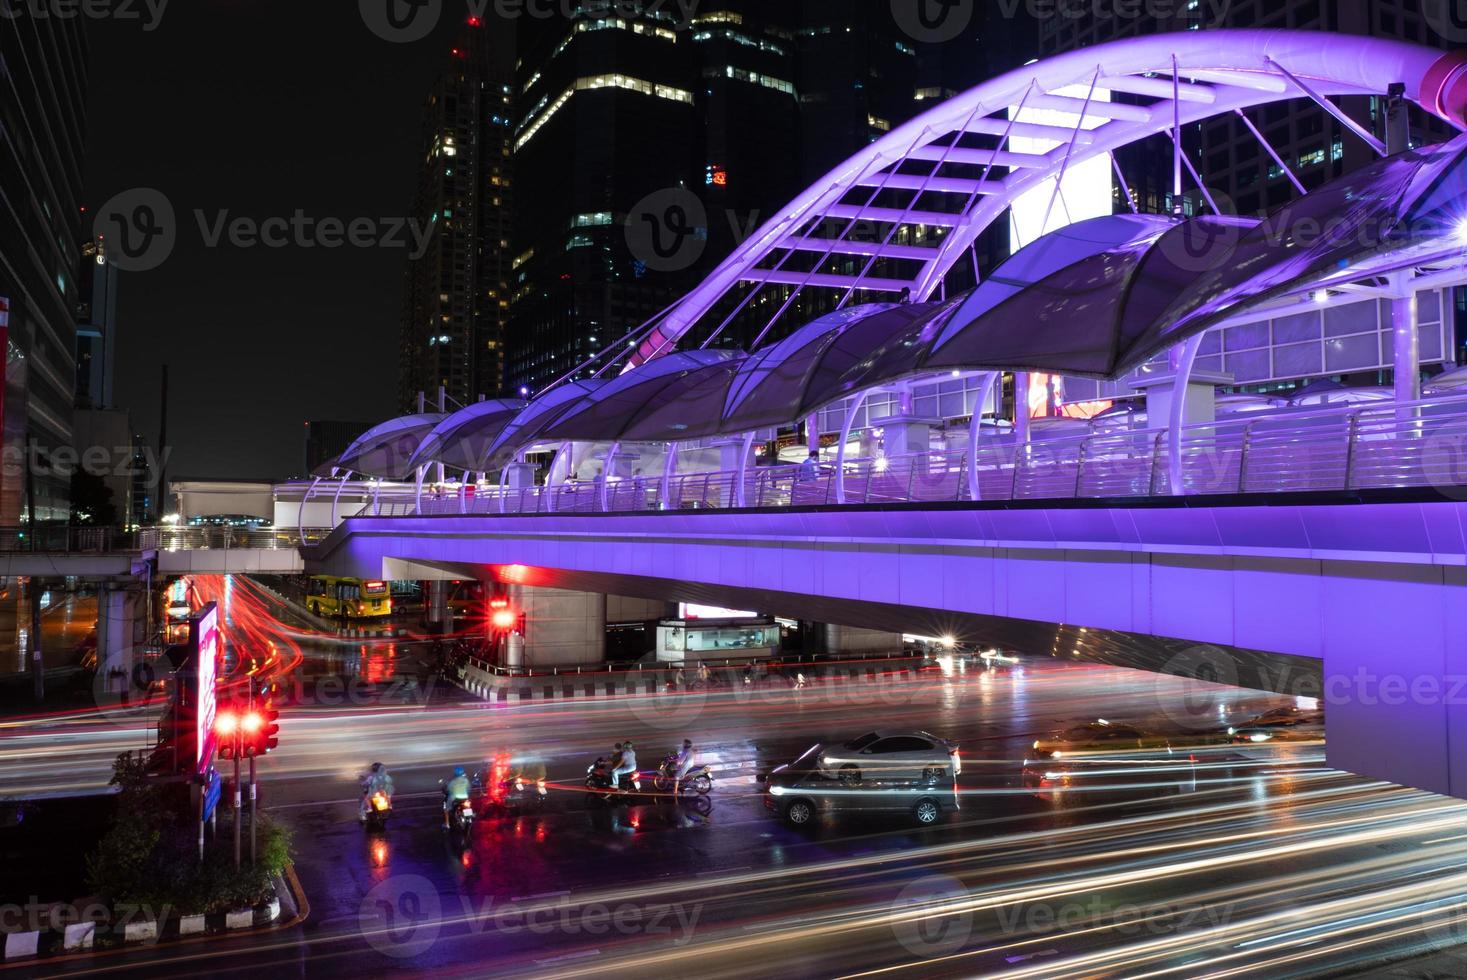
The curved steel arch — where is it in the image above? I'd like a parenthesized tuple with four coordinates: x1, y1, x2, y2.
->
(628, 30, 1467, 368)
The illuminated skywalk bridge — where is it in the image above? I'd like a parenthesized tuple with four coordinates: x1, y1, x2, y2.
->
(293, 29, 1467, 800)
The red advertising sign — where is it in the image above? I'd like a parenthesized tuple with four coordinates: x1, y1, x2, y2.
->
(190, 602, 219, 775)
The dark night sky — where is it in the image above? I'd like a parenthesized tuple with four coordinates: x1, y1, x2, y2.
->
(85, 1, 480, 480)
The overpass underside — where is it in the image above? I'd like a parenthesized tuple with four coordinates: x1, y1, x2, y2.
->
(309, 489, 1466, 797)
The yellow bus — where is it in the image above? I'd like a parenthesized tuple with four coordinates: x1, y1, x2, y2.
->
(304, 576, 392, 620)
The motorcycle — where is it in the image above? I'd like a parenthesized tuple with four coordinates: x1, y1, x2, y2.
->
(585, 757, 642, 799)
(440, 771, 482, 833)
(363, 788, 393, 830)
(653, 755, 714, 796)
(501, 773, 548, 811)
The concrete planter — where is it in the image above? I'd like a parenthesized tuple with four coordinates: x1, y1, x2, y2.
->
(3, 931, 39, 960)
(62, 922, 95, 951)
(122, 919, 157, 944)
(178, 914, 207, 936)
(224, 909, 253, 930)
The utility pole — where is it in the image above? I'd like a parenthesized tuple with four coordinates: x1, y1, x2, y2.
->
(23, 429, 42, 702)
(157, 365, 169, 516)
(29, 577, 42, 702)
(248, 682, 257, 866)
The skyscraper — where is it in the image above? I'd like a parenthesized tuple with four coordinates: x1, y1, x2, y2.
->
(505, 5, 701, 394)
(74, 235, 119, 410)
(0, 14, 88, 524)
(398, 16, 517, 411)
(503, 2, 1027, 391)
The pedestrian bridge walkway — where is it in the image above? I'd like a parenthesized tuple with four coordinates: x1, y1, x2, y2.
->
(318, 391, 1467, 518)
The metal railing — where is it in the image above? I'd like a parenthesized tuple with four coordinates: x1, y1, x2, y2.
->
(138, 527, 332, 552)
(400, 392, 1467, 516)
(0, 525, 145, 553)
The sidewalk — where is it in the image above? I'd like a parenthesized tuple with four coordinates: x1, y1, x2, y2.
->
(454, 655, 945, 704)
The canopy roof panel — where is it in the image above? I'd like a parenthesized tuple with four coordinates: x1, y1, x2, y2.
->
(408, 399, 529, 473)
(627, 30, 1467, 367)
(329, 414, 447, 480)
(541, 350, 745, 444)
(722, 303, 930, 432)
(482, 379, 608, 471)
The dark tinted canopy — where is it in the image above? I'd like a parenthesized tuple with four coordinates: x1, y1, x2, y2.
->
(481, 379, 608, 471)
(722, 303, 935, 432)
(327, 414, 446, 480)
(408, 399, 530, 473)
(540, 350, 746, 443)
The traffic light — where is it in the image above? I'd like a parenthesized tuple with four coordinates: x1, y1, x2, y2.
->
(253, 699, 280, 756)
(215, 702, 240, 760)
(240, 708, 263, 758)
(489, 597, 520, 633)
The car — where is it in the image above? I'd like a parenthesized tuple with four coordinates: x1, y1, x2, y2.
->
(1228, 704, 1325, 749)
(812, 731, 961, 786)
(1022, 719, 1195, 797)
(1031, 719, 1174, 757)
(761, 744, 959, 828)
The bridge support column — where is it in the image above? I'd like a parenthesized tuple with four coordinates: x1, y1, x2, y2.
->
(1322, 565, 1467, 798)
(505, 584, 606, 668)
(807, 624, 903, 657)
(873, 415, 938, 458)
(1391, 273, 1421, 424)
(1130, 365, 1232, 492)
(95, 585, 145, 703)
(425, 580, 449, 635)
(503, 463, 536, 488)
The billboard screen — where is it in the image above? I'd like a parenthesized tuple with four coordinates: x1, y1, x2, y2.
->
(1008, 82, 1114, 248)
(678, 603, 760, 621)
(191, 602, 219, 775)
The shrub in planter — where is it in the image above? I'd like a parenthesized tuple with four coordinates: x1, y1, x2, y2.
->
(87, 754, 294, 918)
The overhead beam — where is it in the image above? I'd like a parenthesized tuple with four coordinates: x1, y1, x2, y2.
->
(1099, 74, 1217, 103)
(822, 204, 964, 226)
(905, 145, 1055, 169)
(852, 173, 1007, 195)
(1024, 92, 1155, 122)
(777, 238, 937, 261)
(739, 269, 915, 291)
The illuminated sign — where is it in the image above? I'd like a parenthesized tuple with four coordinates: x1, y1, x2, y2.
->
(1008, 81, 1113, 248)
(678, 603, 759, 620)
(192, 603, 219, 775)
(705, 164, 728, 187)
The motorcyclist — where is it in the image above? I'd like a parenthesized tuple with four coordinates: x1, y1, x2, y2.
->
(443, 766, 472, 828)
(360, 762, 394, 822)
(671, 739, 696, 795)
(610, 740, 638, 791)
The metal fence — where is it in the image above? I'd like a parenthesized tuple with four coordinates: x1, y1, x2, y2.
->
(403, 392, 1467, 516)
(138, 527, 332, 551)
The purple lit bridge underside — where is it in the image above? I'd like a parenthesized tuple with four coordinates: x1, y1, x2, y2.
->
(308, 495, 1467, 799)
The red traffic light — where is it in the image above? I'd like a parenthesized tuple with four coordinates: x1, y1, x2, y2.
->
(244, 700, 281, 756)
(215, 702, 240, 760)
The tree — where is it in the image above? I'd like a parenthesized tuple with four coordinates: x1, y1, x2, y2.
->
(69, 468, 118, 526)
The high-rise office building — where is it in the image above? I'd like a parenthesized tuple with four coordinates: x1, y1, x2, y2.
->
(398, 16, 517, 411)
(506, 5, 700, 393)
(304, 419, 373, 476)
(0, 15, 88, 524)
(74, 236, 118, 410)
(504, 2, 1029, 391)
